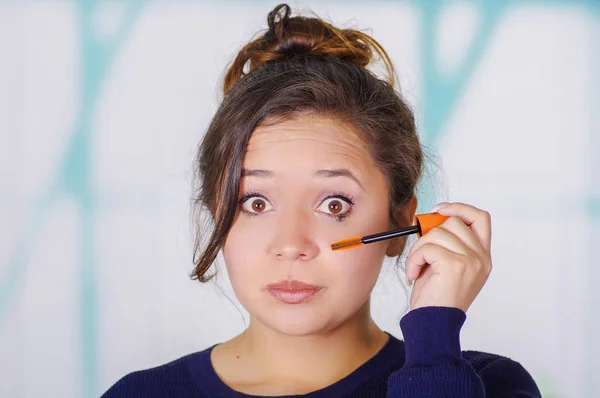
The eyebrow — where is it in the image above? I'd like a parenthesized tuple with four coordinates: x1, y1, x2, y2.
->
(315, 169, 364, 190)
(242, 169, 274, 177)
(242, 168, 364, 190)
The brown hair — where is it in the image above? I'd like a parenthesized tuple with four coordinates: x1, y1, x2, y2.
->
(191, 3, 423, 283)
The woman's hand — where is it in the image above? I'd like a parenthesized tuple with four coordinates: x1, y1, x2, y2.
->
(405, 202, 492, 312)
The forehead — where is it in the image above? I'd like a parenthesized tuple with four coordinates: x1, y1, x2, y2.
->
(244, 115, 373, 171)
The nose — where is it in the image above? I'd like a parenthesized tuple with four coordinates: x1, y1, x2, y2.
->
(269, 210, 319, 262)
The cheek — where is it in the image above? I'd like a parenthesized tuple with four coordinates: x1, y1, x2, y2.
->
(322, 238, 387, 293)
(315, 208, 390, 295)
(222, 216, 268, 284)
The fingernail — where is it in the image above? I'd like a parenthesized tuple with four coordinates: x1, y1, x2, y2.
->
(431, 202, 450, 213)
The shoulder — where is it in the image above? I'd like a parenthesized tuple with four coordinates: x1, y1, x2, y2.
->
(462, 350, 541, 396)
(101, 349, 212, 398)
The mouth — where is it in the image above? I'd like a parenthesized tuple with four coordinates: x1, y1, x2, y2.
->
(265, 279, 324, 304)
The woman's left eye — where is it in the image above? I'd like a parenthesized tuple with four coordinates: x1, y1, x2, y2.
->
(317, 196, 353, 217)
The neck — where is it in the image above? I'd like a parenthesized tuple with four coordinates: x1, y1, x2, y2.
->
(221, 299, 388, 390)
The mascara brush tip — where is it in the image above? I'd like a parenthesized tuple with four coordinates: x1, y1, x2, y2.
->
(330, 236, 363, 251)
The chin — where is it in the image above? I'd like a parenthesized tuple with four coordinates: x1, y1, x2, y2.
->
(263, 315, 333, 336)
(252, 301, 340, 337)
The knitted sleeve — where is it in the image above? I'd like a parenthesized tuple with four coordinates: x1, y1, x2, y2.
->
(387, 306, 541, 398)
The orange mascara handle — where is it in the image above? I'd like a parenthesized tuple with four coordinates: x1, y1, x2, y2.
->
(413, 213, 449, 237)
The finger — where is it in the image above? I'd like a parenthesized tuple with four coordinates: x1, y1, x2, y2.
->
(438, 216, 486, 255)
(405, 243, 465, 284)
(408, 224, 471, 259)
(436, 202, 492, 251)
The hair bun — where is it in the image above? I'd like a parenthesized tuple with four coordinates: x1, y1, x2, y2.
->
(264, 4, 369, 66)
(223, 3, 394, 94)
(266, 4, 292, 44)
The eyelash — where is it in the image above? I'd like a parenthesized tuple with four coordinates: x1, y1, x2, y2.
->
(322, 192, 355, 222)
(237, 191, 355, 222)
(238, 191, 268, 218)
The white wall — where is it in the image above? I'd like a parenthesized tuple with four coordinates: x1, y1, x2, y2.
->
(0, 1, 597, 397)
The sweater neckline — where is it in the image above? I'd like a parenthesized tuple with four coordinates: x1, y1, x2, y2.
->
(187, 331, 404, 398)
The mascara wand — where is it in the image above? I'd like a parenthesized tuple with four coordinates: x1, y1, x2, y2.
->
(330, 212, 449, 251)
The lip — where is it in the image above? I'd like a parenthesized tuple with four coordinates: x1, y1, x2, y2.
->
(267, 280, 320, 290)
(266, 280, 323, 304)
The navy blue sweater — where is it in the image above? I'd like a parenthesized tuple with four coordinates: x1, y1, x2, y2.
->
(102, 307, 541, 397)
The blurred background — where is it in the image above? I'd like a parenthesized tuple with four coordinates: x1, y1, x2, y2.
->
(0, 1, 598, 397)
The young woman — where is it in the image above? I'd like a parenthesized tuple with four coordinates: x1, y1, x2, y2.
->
(103, 4, 541, 397)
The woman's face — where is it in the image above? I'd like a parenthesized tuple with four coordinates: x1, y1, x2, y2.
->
(222, 114, 394, 336)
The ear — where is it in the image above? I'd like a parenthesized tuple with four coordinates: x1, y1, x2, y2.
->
(385, 195, 418, 257)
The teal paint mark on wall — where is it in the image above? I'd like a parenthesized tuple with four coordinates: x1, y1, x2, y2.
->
(586, 2, 599, 397)
(420, 1, 505, 146)
(416, 1, 505, 212)
(0, 1, 146, 395)
(74, 3, 146, 395)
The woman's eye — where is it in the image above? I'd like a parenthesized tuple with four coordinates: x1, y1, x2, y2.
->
(240, 196, 273, 214)
(317, 197, 352, 216)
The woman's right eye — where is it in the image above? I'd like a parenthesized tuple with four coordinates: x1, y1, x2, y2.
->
(239, 195, 274, 215)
